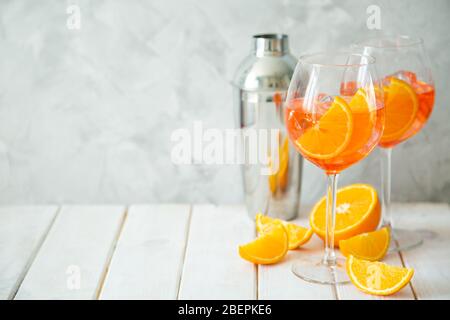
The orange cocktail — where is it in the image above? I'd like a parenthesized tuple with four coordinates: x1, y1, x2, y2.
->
(378, 71, 435, 148)
(286, 90, 384, 174)
(284, 52, 383, 284)
(354, 35, 436, 251)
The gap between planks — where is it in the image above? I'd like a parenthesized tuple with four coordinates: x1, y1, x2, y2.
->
(397, 248, 418, 299)
(10, 206, 61, 300)
(176, 205, 193, 300)
(95, 207, 130, 299)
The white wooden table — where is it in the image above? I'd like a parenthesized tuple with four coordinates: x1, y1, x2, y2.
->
(0, 203, 449, 300)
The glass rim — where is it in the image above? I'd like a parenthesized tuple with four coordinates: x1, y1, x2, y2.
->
(354, 34, 424, 49)
(298, 51, 376, 68)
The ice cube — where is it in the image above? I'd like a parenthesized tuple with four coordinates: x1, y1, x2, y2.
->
(340, 81, 357, 96)
(384, 70, 417, 85)
(318, 94, 333, 103)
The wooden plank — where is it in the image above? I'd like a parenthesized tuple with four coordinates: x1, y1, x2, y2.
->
(99, 204, 191, 299)
(15, 206, 125, 300)
(178, 205, 256, 300)
(0, 206, 58, 300)
(394, 203, 450, 300)
(258, 217, 336, 300)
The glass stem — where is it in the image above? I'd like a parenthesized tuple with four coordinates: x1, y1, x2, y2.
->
(323, 173, 338, 266)
(381, 147, 393, 229)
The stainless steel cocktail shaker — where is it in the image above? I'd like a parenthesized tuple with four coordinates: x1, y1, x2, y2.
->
(233, 34, 302, 221)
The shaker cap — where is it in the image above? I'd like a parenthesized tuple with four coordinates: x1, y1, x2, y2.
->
(253, 34, 289, 57)
(232, 34, 297, 91)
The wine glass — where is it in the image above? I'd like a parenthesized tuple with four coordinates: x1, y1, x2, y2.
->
(354, 35, 435, 252)
(285, 52, 384, 284)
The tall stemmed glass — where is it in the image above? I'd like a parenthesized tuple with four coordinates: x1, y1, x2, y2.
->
(354, 36, 435, 251)
(285, 52, 384, 284)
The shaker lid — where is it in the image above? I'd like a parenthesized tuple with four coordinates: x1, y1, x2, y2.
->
(232, 34, 297, 91)
(253, 34, 289, 57)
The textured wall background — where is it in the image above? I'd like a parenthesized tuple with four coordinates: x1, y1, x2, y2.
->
(0, 0, 449, 205)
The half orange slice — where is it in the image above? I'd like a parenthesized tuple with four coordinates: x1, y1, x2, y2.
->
(310, 183, 381, 246)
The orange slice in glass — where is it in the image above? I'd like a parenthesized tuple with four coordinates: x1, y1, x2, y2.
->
(255, 213, 313, 250)
(295, 96, 353, 160)
(380, 78, 418, 144)
(309, 183, 381, 247)
(342, 88, 375, 154)
(346, 255, 414, 296)
(339, 227, 390, 261)
(239, 223, 289, 264)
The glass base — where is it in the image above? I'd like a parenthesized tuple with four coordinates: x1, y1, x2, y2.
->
(388, 228, 424, 253)
(291, 255, 350, 285)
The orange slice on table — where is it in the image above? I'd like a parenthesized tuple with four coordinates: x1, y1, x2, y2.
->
(256, 213, 313, 250)
(346, 255, 414, 296)
(255, 213, 282, 234)
(310, 183, 381, 247)
(284, 223, 314, 249)
(380, 78, 418, 144)
(295, 96, 353, 160)
(339, 227, 390, 261)
(239, 223, 289, 265)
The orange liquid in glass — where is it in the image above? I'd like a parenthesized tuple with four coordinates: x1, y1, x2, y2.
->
(286, 97, 384, 174)
(379, 79, 435, 148)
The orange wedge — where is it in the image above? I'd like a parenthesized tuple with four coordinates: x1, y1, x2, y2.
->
(310, 183, 381, 247)
(380, 78, 418, 144)
(346, 255, 414, 296)
(339, 227, 390, 261)
(255, 213, 313, 250)
(295, 96, 353, 160)
(256, 213, 281, 233)
(284, 223, 314, 249)
(239, 223, 289, 265)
